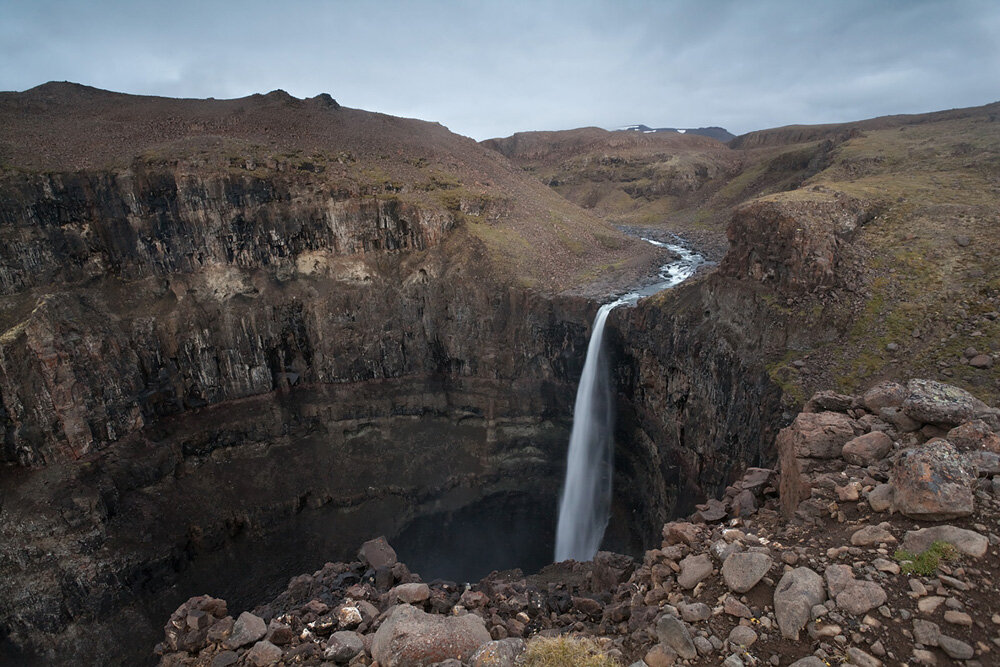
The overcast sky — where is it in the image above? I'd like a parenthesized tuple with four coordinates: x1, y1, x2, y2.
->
(2, 0, 998, 140)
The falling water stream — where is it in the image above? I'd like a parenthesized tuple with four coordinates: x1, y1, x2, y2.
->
(554, 237, 705, 562)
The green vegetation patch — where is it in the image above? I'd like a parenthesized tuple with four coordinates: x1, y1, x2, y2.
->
(893, 540, 959, 576)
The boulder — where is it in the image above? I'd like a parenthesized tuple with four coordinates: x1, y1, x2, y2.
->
(969, 354, 994, 369)
(371, 604, 490, 666)
(359, 536, 398, 570)
(225, 612, 267, 649)
(786, 411, 862, 459)
(866, 484, 894, 512)
(862, 381, 909, 412)
(901, 379, 987, 426)
(324, 631, 364, 663)
(721, 552, 772, 593)
(902, 525, 989, 558)
(836, 580, 887, 615)
(774, 567, 826, 640)
(245, 640, 283, 667)
(469, 638, 526, 667)
(891, 440, 976, 520)
(841, 431, 893, 466)
(946, 419, 1000, 452)
(591, 551, 636, 591)
(879, 407, 922, 432)
(850, 524, 896, 546)
(389, 582, 430, 604)
(677, 553, 713, 590)
(805, 390, 854, 413)
(655, 614, 696, 659)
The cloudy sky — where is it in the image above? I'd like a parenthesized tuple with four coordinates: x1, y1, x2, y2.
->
(2, 0, 998, 140)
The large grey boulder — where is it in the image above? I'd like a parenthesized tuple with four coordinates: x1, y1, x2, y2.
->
(902, 525, 989, 558)
(225, 612, 267, 649)
(721, 552, 772, 593)
(655, 614, 696, 659)
(371, 604, 490, 666)
(891, 440, 976, 520)
(902, 379, 987, 426)
(774, 567, 826, 640)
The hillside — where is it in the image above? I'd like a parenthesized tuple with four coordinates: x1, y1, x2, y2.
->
(486, 102, 1000, 404)
(0, 82, 661, 295)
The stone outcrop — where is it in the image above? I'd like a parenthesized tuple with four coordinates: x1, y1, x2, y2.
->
(719, 195, 877, 294)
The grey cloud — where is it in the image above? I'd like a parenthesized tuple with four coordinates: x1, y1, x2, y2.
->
(0, 0, 997, 139)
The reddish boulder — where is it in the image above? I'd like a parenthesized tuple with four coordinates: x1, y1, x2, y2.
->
(841, 431, 893, 466)
(891, 440, 976, 520)
(371, 604, 490, 666)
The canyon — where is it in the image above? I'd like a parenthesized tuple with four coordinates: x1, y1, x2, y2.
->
(0, 84, 998, 665)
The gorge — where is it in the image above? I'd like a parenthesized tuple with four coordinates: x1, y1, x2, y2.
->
(0, 84, 997, 665)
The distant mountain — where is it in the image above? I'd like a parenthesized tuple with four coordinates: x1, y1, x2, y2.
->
(616, 124, 735, 142)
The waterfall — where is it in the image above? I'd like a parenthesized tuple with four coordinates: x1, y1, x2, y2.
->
(554, 301, 620, 562)
(554, 237, 705, 562)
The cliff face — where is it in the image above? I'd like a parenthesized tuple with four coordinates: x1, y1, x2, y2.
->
(0, 167, 604, 663)
(0, 86, 802, 666)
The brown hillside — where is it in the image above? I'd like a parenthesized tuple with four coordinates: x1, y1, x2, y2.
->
(0, 82, 661, 294)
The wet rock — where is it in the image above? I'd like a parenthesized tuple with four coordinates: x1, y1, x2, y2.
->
(902, 525, 989, 557)
(225, 611, 267, 649)
(371, 604, 490, 666)
(774, 567, 826, 640)
(842, 431, 893, 466)
(721, 552, 772, 593)
(359, 536, 398, 570)
(677, 553, 713, 589)
(891, 440, 976, 519)
(470, 638, 526, 667)
(655, 614, 696, 659)
(902, 379, 987, 426)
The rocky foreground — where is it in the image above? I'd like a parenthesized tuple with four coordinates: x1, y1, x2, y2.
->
(157, 378, 1000, 666)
